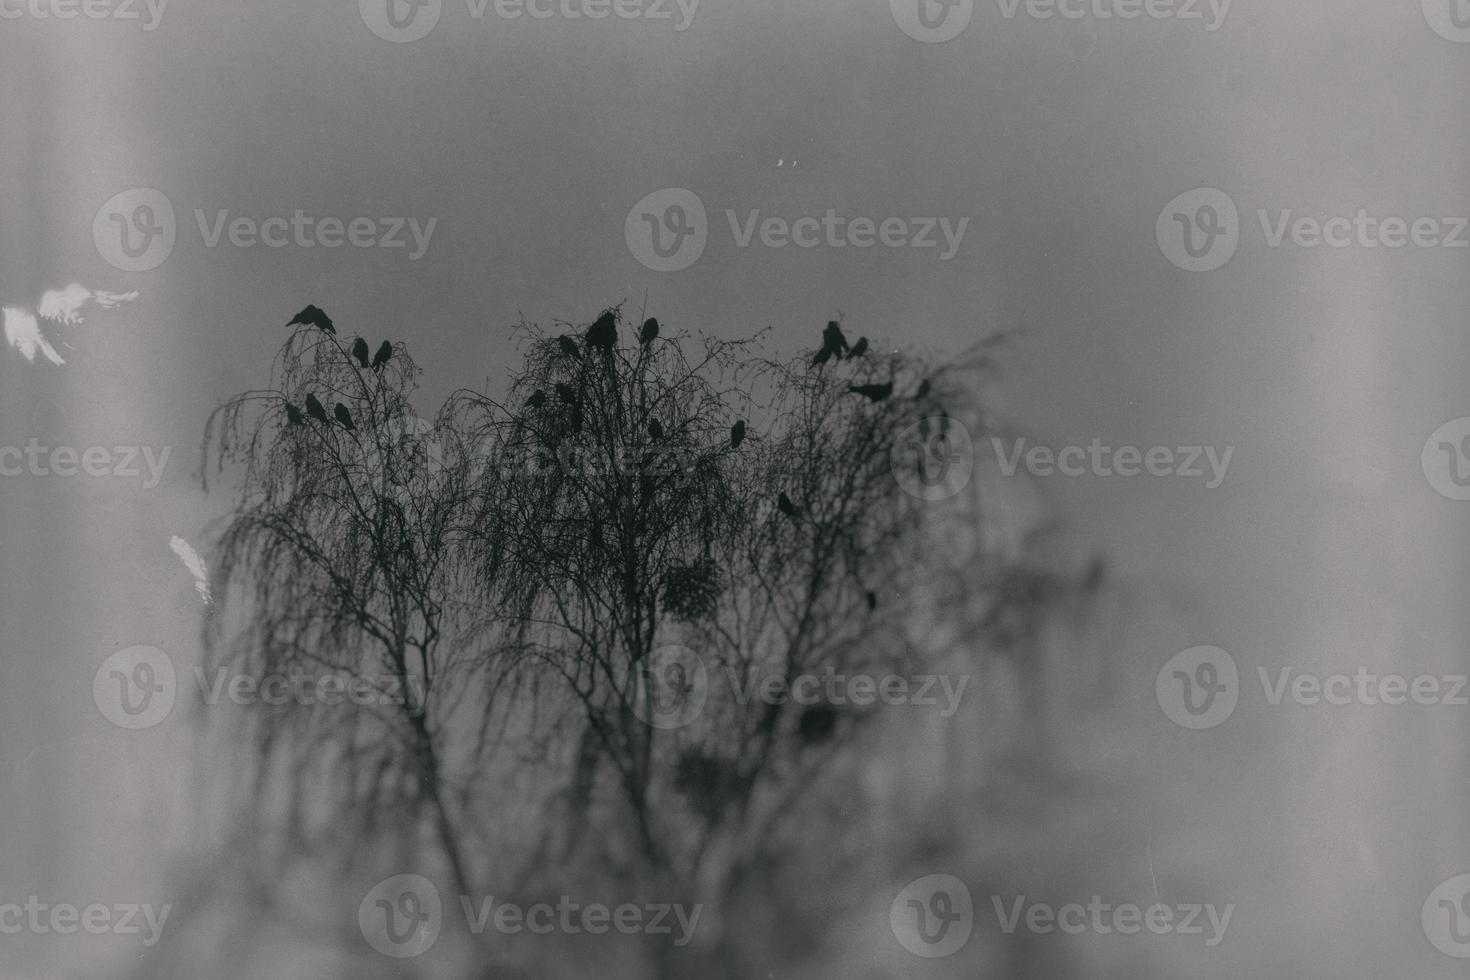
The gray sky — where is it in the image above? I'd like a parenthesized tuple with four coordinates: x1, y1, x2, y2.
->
(1, 0, 1469, 975)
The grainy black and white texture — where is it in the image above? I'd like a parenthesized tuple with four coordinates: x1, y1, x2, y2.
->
(1, 2, 1468, 977)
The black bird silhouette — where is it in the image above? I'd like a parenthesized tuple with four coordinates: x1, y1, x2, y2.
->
(351, 338, 371, 368)
(557, 335, 582, 360)
(798, 704, 837, 744)
(334, 403, 355, 431)
(284, 402, 304, 426)
(811, 320, 849, 367)
(586, 311, 618, 355)
(648, 419, 664, 440)
(848, 381, 894, 402)
(916, 379, 932, 400)
(639, 318, 660, 346)
(555, 383, 579, 407)
(822, 320, 849, 354)
(526, 389, 547, 409)
(371, 341, 393, 372)
(304, 394, 330, 425)
(866, 591, 878, 612)
(730, 420, 746, 449)
(287, 304, 334, 334)
(777, 492, 798, 518)
(848, 337, 869, 359)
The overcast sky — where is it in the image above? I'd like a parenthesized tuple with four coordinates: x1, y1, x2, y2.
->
(1, 0, 1468, 975)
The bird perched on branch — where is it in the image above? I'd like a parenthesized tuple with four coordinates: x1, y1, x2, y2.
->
(640, 317, 660, 346)
(648, 419, 664, 440)
(586, 311, 618, 355)
(526, 389, 547, 409)
(284, 402, 304, 426)
(334, 403, 356, 431)
(287, 305, 334, 334)
(372, 341, 393, 372)
(352, 338, 371, 368)
(777, 492, 798, 518)
(730, 420, 746, 449)
(555, 383, 579, 407)
(557, 335, 582, 360)
(811, 320, 849, 367)
(304, 394, 330, 425)
(848, 337, 869, 359)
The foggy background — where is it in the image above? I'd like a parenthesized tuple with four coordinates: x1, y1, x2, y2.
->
(1, 0, 1468, 976)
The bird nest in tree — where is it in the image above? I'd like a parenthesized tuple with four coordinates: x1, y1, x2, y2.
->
(660, 557, 721, 620)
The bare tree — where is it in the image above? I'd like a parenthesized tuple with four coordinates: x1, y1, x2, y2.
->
(193, 305, 1070, 978)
